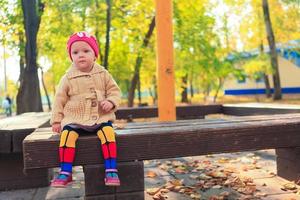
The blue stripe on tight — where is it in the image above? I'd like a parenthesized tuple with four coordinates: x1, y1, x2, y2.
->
(104, 158, 117, 169)
(61, 162, 72, 172)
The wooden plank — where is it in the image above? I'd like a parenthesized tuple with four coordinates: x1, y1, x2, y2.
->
(116, 191, 144, 200)
(28, 113, 300, 135)
(12, 128, 35, 153)
(0, 130, 11, 153)
(23, 114, 300, 169)
(85, 192, 144, 200)
(0, 177, 50, 191)
(0, 112, 50, 130)
(24, 113, 300, 133)
(223, 103, 300, 116)
(276, 148, 300, 181)
(0, 153, 51, 190)
(118, 113, 300, 130)
(115, 104, 222, 120)
(0, 112, 50, 153)
(85, 194, 114, 200)
(84, 161, 144, 196)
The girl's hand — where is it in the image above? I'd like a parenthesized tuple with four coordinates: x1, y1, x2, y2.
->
(99, 100, 114, 113)
(52, 123, 61, 133)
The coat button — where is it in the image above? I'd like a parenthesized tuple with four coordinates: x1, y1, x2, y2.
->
(91, 101, 97, 107)
(92, 116, 97, 120)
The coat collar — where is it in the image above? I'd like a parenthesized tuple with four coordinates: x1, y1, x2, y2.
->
(66, 63, 105, 79)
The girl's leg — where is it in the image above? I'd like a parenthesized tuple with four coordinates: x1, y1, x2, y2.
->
(97, 122, 120, 186)
(51, 126, 79, 187)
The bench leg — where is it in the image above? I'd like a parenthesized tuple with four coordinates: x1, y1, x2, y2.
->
(276, 148, 300, 182)
(0, 153, 52, 190)
(83, 161, 144, 200)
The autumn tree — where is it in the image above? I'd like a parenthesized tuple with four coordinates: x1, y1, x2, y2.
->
(16, 0, 44, 114)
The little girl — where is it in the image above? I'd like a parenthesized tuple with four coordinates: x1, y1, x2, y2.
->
(50, 31, 121, 187)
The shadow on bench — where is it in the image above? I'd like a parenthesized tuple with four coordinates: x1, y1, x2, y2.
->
(23, 113, 300, 199)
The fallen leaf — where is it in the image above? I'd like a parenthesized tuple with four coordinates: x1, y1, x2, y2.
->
(283, 182, 297, 190)
(218, 157, 230, 163)
(212, 185, 222, 189)
(198, 173, 212, 180)
(172, 160, 184, 167)
(146, 171, 158, 178)
(153, 193, 168, 200)
(190, 193, 201, 199)
(190, 175, 198, 179)
(219, 191, 230, 196)
(207, 171, 227, 178)
(146, 188, 161, 195)
(169, 179, 184, 186)
(160, 188, 170, 194)
(255, 192, 267, 197)
(209, 195, 224, 200)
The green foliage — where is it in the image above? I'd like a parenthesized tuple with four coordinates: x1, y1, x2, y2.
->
(1, 0, 299, 104)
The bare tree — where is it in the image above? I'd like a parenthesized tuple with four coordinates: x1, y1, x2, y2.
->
(262, 0, 282, 100)
(127, 17, 155, 107)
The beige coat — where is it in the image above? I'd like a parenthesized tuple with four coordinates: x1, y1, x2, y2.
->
(50, 63, 121, 128)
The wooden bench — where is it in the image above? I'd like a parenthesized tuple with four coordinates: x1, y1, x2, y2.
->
(23, 113, 300, 199)
(116, 104, 222, 121)
(0, 112, 51, 190)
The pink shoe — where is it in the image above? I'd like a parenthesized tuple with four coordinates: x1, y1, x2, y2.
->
(51, 171, 73, 187)
(105, 169, 120, 186)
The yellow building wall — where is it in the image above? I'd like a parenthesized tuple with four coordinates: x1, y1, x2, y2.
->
(224, 56, 300, 91)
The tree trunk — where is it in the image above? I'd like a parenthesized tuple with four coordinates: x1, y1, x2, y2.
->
(260, 42, 272, 98)
(213, 78, 223, 103)
(263, 74, 271, 98)
(17, 0, 44, 114)
(151, 75, 158, 105)
(137, 73, 142, 105)
(94, 0, 104, 64)
(262, 0, 282, 100)
(127, 17, 155, 107)
(18, 31, 25, 85)
(190, 76, 194, 98)
(40, 68, 51, 111)
(181, 74, 188, 103)
(103, 0, 112, 69)
(203, 85, 210, 102)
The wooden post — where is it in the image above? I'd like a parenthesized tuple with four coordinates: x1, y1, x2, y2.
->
(155, 0, 176, 121)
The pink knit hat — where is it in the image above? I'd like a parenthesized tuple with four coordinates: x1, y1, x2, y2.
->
(67, 32, 99, 60)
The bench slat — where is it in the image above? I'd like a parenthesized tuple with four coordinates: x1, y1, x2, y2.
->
(116, 104, 222, 119)
(23, 113, 300, 170)
(0, 112, 50, 153)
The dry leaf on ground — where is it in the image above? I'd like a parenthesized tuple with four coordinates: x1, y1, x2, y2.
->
(146, 171, 158, 178)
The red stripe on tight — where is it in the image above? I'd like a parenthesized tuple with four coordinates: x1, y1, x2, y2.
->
(59, 147, 75, 163)
(101, 144, 109, 159)
(108, 142, 117, 158)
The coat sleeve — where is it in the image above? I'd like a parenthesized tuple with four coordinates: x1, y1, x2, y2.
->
(104, 71, 121, 112)
(50, 75, 70, 125)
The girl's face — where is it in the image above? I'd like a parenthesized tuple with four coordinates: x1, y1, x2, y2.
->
(71, 41, 95, 72)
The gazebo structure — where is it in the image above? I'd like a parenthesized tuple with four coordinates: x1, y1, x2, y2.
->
(155, 0, 176, 121)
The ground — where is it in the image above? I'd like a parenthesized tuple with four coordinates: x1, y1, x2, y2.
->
(1, 150, 300, 200)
